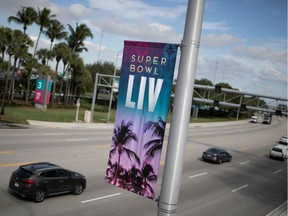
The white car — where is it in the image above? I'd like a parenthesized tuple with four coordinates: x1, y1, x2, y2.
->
(279, 135, 288, 144)
(250, 116, 258, 123)
(269, 144, 288, 160)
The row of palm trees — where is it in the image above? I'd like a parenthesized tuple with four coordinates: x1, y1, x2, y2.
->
(0, 6, 94, 114)
(105, 118, 166, 199)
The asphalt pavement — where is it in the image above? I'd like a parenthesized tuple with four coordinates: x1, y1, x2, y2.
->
(0, 118, 287, 215)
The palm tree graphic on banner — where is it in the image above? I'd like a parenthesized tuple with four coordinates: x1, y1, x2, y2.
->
(105, 117, 166, 199)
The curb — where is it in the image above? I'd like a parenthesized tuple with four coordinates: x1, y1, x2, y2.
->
(23, 119, 249, 129)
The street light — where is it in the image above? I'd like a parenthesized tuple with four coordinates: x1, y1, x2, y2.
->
(97, 32, 103, 63)
(107, 49, 123, 123)
(213, 60, 218, 84)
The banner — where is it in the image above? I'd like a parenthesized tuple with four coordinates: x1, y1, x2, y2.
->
(105, 41, 178, 199)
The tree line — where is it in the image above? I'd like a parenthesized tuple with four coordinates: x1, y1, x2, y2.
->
(1, 6, 274, 116)
(0, 6, 117, 115)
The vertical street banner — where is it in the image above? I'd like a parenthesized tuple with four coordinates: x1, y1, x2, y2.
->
(105, 41, 178, 199)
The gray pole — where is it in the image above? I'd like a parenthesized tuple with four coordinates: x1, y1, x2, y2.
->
(90, 73, 99, 123)
(107, 50, 122, 123)
(43, 75, 51, 111)
(236, 96, 243, 120)
(157, 0, 205, 215)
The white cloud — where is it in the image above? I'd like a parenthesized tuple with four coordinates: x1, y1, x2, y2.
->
(201, 33, 244, 48)
(69, 4, 94, 20)
(233, 45, 287, 65)
(90, 17, 181, 43)
(258, 67, 287, 84)
(88, 0, 186, 19)
(203, 21, 231, 32)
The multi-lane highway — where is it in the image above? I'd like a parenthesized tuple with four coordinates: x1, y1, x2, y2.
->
(0, 117, 287, 216)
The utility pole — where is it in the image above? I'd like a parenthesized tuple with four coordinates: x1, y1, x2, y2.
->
(157, 0, 206, 215)
(107, 49, 122, 123)
(97, 32, 103, 63)
(90, 73, 99, 123)
(213, 61, 218, 84)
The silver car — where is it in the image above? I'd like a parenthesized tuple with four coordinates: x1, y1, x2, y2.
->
(279, 135, 288, 144)
(269, 145, 288, 161)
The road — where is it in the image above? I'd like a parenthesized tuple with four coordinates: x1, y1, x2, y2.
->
(0, 117, 287, 216)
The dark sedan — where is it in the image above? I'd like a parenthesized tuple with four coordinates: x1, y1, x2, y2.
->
(9, 162, 86, 202)
(202, 147, 232, 164)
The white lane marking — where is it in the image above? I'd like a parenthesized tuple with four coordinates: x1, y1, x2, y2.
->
(43, 133, 66, 136)
(65, 138, 89, 142)
(273, 169, 282, 174)
(189, 172, 208, 179)
(266, 201, 287, 216)
(240, 161, 250, 165)
(232, 184, 248, 192)
(81, 193, 122, 204)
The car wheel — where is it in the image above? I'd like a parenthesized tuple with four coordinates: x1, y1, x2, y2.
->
(228, 157, 232, 162)
(33, 189, 46, 203)
(73, 184, 84, 195)
(217, 158, 222, 164)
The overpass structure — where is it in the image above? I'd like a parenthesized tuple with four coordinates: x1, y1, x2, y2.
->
(89, 73, 288, 122)
(193, 84, 287, 113)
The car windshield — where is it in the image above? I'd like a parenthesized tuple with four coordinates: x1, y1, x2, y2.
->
(272, 147, 282, 153)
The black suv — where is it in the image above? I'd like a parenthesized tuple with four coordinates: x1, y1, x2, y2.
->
(9, 162, 86, 202)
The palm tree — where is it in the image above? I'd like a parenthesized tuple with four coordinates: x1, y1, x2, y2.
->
(21, 54, 38, 103)
(143, 117, 166, 159)
(128, 165, 145, 195)
(63, 52, 78, 104)
(126, 163, 157, 198)
(110, 120, 140, 185)
(51, 42, 70, 105)
(44, 19, 67, 66)
(66, 23, 93, 52)
(140, 163, 157, 198)
(9, 30, 33, 100)
(33, 7, 56, 56)
(0, 27, 12, 60)
(45, 19, 67, 51)
(69, 56, 91, 100)
(7, 6, 36, 35)
(63, 23, 93, 104)
(0, 27, 13, 115)
(59, 47, 74, 103)
(36, 48, 52, 66)
(4, 29, 21, 100)
(105, 159, 122, 184)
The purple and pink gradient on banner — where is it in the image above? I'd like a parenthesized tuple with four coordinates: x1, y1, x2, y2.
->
(105, 41, 178, 199)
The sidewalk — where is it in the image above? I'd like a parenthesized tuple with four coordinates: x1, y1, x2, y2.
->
(25, 119, 249, 129)
(26, 120, 115, 129)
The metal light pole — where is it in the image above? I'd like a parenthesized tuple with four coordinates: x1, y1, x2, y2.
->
(90, 73, 99, 123)
(97, 32, 103, 63)
(42, 75, 51, 111)
(75, 98, 80, 122)
(157, 0, 206, 215)
(213, 61, 218, 84)
(107, 49, 122, 123)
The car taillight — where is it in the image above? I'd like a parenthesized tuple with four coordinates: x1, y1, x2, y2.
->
(22, 179, 34, 188)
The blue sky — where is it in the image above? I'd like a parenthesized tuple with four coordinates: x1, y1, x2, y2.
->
(0, 0, 287, 100)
